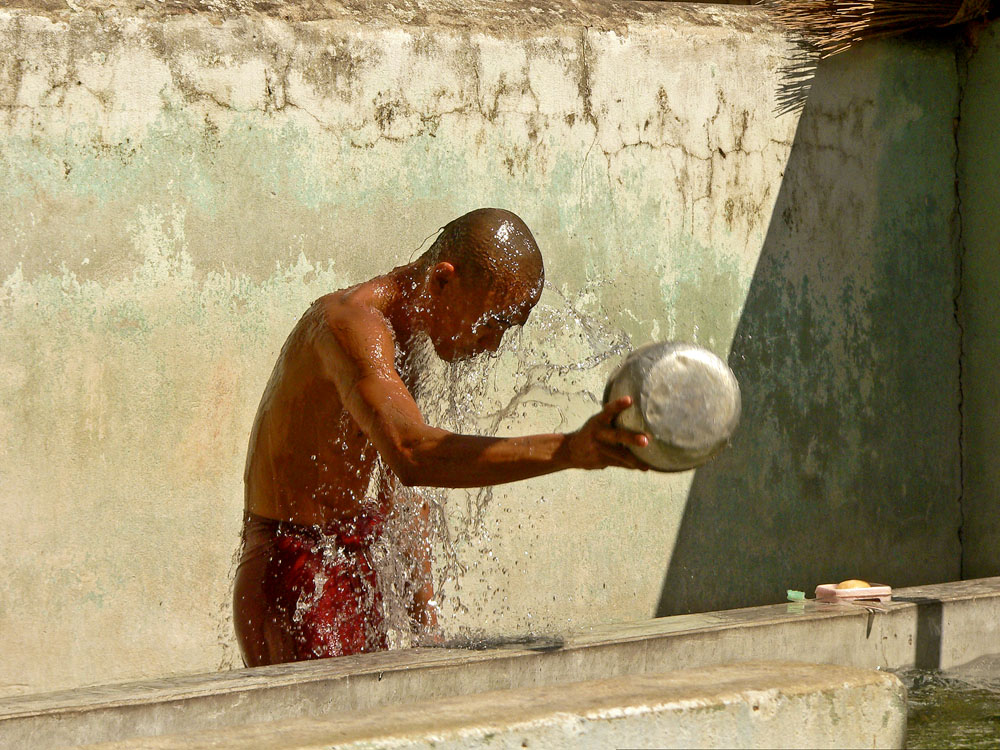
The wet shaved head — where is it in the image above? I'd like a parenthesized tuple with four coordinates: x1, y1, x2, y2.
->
(420, 208, 544, 306)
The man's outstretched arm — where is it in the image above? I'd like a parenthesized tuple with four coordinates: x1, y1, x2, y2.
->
(317, 302, 649, 489)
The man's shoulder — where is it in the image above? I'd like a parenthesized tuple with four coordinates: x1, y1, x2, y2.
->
(315, 286, 385, 324)
(313, 287, 395, 354)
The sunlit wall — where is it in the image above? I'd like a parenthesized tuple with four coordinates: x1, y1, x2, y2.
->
(0, 1, 968, 695)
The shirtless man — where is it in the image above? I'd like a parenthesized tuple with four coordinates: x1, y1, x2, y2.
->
(234, 207, 650, 667)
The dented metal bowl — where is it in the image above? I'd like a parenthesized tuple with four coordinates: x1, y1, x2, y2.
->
(603, 341, 741, 472)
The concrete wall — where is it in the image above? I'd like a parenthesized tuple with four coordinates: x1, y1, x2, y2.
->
(958, 20, 1000, 579)
(0, 1, 964, 695)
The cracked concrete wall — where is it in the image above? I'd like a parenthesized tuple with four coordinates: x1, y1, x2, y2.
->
(0, 1, 961, 696)
(959, 19, 1000, 580)
(656, 40, 962, 617)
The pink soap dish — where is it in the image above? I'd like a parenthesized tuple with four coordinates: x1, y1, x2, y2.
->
(815, 583, 892, 603)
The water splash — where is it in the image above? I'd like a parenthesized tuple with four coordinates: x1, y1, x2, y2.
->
(358, 280, 632, 647)
(225, 273, 635, 657)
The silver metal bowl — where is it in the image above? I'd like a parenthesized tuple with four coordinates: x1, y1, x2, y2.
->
(603, 341, 741, 472)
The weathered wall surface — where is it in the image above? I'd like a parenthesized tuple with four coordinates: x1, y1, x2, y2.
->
(0, 1, 961, 695)
(657, 39, 963, 616)
(959, 20, 1000, 579)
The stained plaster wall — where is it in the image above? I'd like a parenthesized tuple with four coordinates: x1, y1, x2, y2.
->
(0, 1, 961, 696)
(958, 20, 1000, 580)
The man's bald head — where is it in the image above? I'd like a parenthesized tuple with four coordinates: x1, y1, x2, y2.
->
(420, 208, 544, 305)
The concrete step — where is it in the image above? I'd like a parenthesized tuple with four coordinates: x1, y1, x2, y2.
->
(76, 662, 906, 750)
(3, 578, 997, 748)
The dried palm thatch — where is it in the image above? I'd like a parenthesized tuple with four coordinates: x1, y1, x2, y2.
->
(760, 0, 992, 57)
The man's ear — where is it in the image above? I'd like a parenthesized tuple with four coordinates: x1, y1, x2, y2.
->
(431, 262, 456, 293)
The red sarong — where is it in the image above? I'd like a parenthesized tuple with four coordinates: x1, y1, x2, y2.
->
(233, 511, 389, 667)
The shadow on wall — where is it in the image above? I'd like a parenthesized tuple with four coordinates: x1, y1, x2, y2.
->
(657, 39, 963, 616)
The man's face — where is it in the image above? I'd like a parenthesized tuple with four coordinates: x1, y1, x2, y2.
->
(430, 276, 539, 362)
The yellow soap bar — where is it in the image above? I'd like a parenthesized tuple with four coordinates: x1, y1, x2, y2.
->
(837, 579, 871, 589)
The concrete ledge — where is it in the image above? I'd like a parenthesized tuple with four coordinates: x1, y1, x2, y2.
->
(77, 662, 906, 750)
(0, 0, 773, 35)
(1, 578, 995, 748)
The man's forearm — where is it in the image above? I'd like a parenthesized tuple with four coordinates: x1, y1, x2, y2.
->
(400, 430, 575, 488)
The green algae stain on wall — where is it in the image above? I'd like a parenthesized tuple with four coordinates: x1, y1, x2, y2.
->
(0, 109, 356, 280)
(868, 43, 961, 570)
(958, 21, 1000, 578)
(658, 39, 962, 616)
(665, 246, 744, 355)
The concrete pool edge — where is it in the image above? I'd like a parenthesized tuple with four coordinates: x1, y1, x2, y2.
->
(74, 662, 908, 750)
(3, 577, 997, 747)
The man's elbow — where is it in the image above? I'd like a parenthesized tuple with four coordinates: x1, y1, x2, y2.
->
(377, 426, 445, 487)
(393, 463, 422, 487)
(384, 444, 425, 487)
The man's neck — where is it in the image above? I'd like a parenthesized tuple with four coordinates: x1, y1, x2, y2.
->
(377, 263, 427, 355)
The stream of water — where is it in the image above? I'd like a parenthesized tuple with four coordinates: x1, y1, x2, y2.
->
(362, 281, 632, 647)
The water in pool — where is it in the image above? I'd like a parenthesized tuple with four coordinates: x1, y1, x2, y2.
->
(900, 655, 1000, 749)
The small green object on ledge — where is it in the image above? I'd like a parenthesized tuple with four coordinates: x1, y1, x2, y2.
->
(786, 590, 805, 602)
